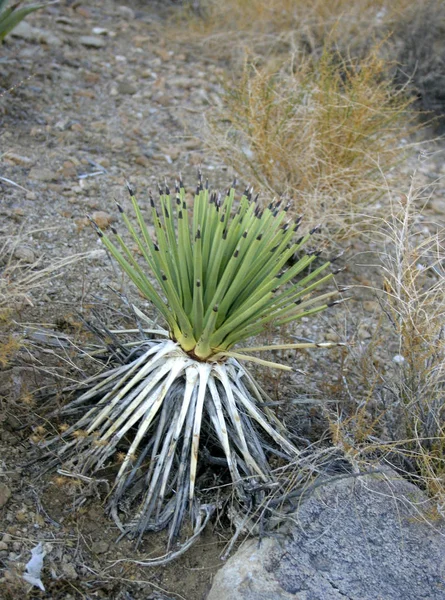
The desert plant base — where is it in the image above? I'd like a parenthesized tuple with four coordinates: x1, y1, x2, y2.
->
(43, 333, 298, 550)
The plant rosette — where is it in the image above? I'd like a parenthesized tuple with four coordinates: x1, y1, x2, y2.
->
(43, 173, 347, 558)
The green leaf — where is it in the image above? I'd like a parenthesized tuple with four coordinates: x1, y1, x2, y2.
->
(0, 3, 46, 42)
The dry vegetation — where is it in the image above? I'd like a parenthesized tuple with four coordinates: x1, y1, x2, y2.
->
(330, 188, 445, 514)
(176, 0, 445, 509)
(207, 46, 415, 233)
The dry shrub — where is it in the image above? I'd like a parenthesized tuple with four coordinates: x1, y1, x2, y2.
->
(207, 46, 415, 234)
(181, 0, 414, 60)
(332, 184, 445, 513)
(380, 189, 445, 506)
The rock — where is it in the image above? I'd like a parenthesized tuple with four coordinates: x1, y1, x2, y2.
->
(92, 27, 108, 36)
(79, 36, 106, 49)
(29, 167, 57, 182)
(13, 246, 36, 263)
(363, 300, 379, 313)
(117, 81, 137, 95)
(61, 561, 78, 580)
(118, 5, 136, 20)
(0, 484, 12, 510)
(11, 22, 62, 46)
(208, 470, 445, 600)
(0, 542, 7, 551)
(325, 331, 340, 342)
(430, 199, 445, 215)
(2, 153, 34, 166)
(91, 540, 109, 554)
(357, 323, 372, 340)
(91, 211, 114, 230)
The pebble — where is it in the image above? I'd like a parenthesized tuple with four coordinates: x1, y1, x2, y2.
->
(363, 300, 379, 313)
(358, 324, 372, 340)
(430, 199, 445, 215)
(0, 542, 7, 551)
(118, 5, 136, 20)
(91, 211, 114, 229)
(117, 81, 137, 95)
(29, 167, 57, 182)
(325, 331, 340, 342)
(11, 22, 62, 46)
(61, 561, 78, 580)
(393, 354, 405, 364)
(0, 484, 11, 509)
(91, 540, 109, 554)
(13, 246, 36, 263)
(15, 509, 27, 523)
(3, 153, 34, 166)
(79, 36, 106, 49)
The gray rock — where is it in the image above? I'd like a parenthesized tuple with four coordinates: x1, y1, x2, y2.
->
(430, 199, 445, 215)
(0, 484, 11, 509)
(207, 470, 445, 600)
(91, 540, 109, 554)
(13, 245, 36, 263)
(79, 36, 106, 49)
(61, 561, 78, 580)
(29, 167, 57, 182)
(117, 81, 137, 95)
(117, 5, 136, 20)
(3, 153, 34, 166)
(11, 21, 62, 46)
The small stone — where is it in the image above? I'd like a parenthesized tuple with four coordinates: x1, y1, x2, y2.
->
(91, 540, 109, 554)
(92, 27, 108, 35)
(29, 167, 57, 182)
(430, 199, 445, 215)
(118, 5, 135, 20)
(15, 509, 27, 523)
(11, 22, 62, 46)
(13, 246, 36, 264)
(358, 324, 372, 340)
(91, 211, 114, 230)
(135, 155, 150, 167)
(0, 484, 11, 509)
(61, 561, 78, 579)
(117, 81, 137, 95)
(79, 35, 106, 49)
(3, 153, 34, 166)
(325, 331, 340, 342)
(363, 300, 379, 313)
(0, 542, 8, 551)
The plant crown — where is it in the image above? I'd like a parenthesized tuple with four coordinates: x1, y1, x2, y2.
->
(91, 175, 339, 360)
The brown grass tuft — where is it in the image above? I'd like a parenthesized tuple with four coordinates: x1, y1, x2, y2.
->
(332, 183, 445, 510)
(207, 45, 416, 235)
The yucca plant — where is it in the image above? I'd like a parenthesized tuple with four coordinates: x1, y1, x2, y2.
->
(0, 1, 51, 42)
(44, 174, 346, 552)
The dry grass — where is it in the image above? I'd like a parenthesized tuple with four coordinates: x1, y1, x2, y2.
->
(0, 231, 101, 370)
(332, 183, 445, 513)
(179, 0, 414, 59)
(207, 45, 415, 235)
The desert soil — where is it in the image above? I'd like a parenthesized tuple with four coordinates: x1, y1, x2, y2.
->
(1, 1, 444, 599)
